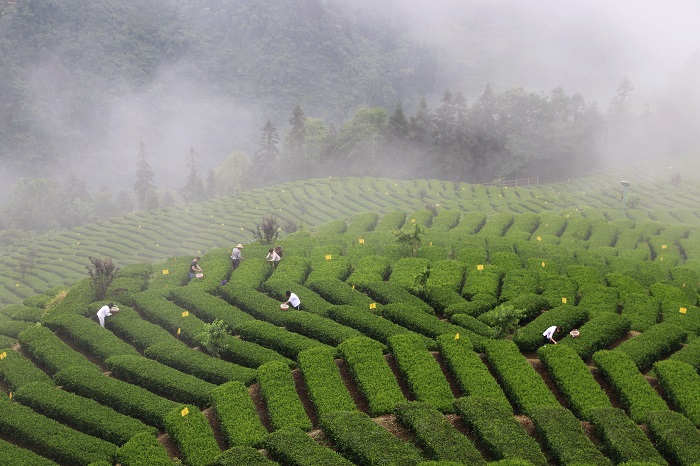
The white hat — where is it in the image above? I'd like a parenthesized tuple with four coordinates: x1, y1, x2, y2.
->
(236, 244, 244, 248)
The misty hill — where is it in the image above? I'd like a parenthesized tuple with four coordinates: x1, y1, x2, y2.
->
(0, 0, 436, 179)
(1, 154, 699, 306)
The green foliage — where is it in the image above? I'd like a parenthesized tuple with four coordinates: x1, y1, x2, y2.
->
(319, 410, 424, 466)
(47, 313, 140, 361)
(512, 305, 588, 352)
(196, 318, 230, 357)
(0, 437, 59, 466)
(163, 405, 220, 466)
(477, 304, 523, 338)
(558, 313, 632, 359)
(337, 337, 406, 416)
(265, 427, 355, 466)
(0, 347, 53, 391)
(588, 407, 667, 465)
(237, 319, 331, 361)
(105, 354, 216, 409)
(257, 361, 312, 432)
(387, 334, 454, 413)
(654, 360, 700, 427)
(212, 382, 268, 448)
(86, 256, 119, 300)
(116, 432, 173, 466)
(483, 340, 559, 416)
(0, 392, 118, 466)
(394, 402, 485, 465)
(394, 223, 425, 257)
(537, 344, 612, 420)
(144, 341, 256, 386)
(15, 382, 156, 445)
(454, 396, 546, 466)
(17, 324, 96, 375)
(592, 350, 668, 423)
(646, 410, 700, 466)
(298, 347, 357, 419)
(209, 446, 277, 466)
(529, 406, 612, 466)
(252, 215, 280, 245)
(614, 322, 687, 371)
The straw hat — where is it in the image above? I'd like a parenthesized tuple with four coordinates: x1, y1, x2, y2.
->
(236, 244, 244, 248)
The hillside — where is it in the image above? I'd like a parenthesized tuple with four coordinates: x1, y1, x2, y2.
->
(1, 163, 700, 464)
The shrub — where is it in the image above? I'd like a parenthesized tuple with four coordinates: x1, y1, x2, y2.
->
(103, 305, 177, 350)
(353, 280, 434, 314)
(395, 402, 485, 465)
(298, 347, 357, 419)
(163, 405, 220, 466)
(646, 410, 700, 466)
(444, 293, 497, 318)
(168, 287, 256, 329)
(558, 313, 631, 360)
(537, 344, 611, 420)
(529, 406, 611, 466)
(15, 382, 156, 445)
(306, 277, 374, 307)
(209, 446, 277, 465)
(0, 347, 53, 391)
(483, 340, 559, 416)
(236, 320, 331, 361)
(144, 341, 256, 385)
(105, 354, 216, 408)
(327, 305, 432, 348)
(17, 324, 96, 375)
(0, 315, 36, 338)
(436, 334, 511, 411)
(592, 350, 667, 423)
(588, 407, 667, 465)
(380, 303, 463, 339)
(453, 396, 546, 466)
(47, 314, 140, 361)
(337, 337, 406, 416)
(53, 365, 180, 428)
(319, 410, 424, 466)
(614, 322, 687, 371)
(669, 336, 700, 371)
(0, 392, 117, 466)
(265, 427, 355, 466)
(387, 334, 454, 413)
(0, 437, 59, 466)
(461, 265, 502, 299)
(499, 269, 539, 302)
(257, 361, 312, 431)
(653, 360, 700, 427)
(212, 381, 268, 448)
(578, 284, 620, 316)
(449, 314, 496, 338)
(130, 291, 209, 346)
(620, 293, 660, 332)
(512, 305, 588, 352)
(115, 432, 173, 466)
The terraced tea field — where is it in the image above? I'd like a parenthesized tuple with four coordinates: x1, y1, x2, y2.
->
(2, 159, 700, 465)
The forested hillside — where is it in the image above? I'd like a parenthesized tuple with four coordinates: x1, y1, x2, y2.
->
(0, 0, 435, 177)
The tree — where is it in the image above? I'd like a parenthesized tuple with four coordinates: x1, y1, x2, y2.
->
(213, 152, 252, 196)
(133, 142, 155, 210)
(252, 215, 279, 245)
(254, 119, 280, 184)
(86, 256, 119, 301)
(180, 147, 206, 203)
(196, 319, 230, 357)
(287, 103, 306, 153)
(394, 223, 424, 257)
(388, 102, 408, 143)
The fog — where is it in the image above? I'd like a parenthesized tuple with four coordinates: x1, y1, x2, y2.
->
(2, 0, 700, 204)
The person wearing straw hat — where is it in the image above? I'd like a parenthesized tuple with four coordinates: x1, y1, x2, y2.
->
(231, 244, 244, 270)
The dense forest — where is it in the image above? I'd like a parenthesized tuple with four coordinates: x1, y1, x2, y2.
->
(1, 0, 700, 235)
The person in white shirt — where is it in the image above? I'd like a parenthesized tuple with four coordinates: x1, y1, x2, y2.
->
(542, 325, 560, 345)
(231, 244, 244, 270)
(97, 303, 119, 328)
(266, 248, 281, 269)
(282, 290, 300, 310)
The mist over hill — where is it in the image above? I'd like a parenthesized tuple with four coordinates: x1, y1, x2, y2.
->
(1, 0, 699, 204)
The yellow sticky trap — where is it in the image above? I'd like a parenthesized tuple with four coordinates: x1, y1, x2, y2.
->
(683, 282, 686, 288)
(566, 214, 570, 218)
(680, 307, 687, 314)
(325, 254, 332, 260)
(537, 236, 542, 241)
(562, 297, 567, 304)
(162, 269, 169, 275)
(662, 244, 667, 249)
(177, 327, 181, 335)
(369, 303, 377, 310)
(0, 352, 6, 359)
(541, 261, 546, 267)
(454, 333, 460, 340)
(359, 239, 364, 244)
(8, 392, 12, 400)
(352, 285, 355, 290)
(411, 218, 416, 223)
(181, 407, 189, 416)
(477, 264, 484, 271)
(76, 241, 80, 245)
(660, 257, 664, 262)
(182, 311, 189, 317)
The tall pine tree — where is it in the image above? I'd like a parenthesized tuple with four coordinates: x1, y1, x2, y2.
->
(133, 141, 155, 210)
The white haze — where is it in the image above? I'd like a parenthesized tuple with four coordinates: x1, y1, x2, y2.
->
(2, 0, 700, 201)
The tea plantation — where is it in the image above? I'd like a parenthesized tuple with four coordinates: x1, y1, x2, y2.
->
(1, 161, 700, 465)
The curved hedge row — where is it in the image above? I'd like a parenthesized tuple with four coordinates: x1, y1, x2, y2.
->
(257, 361, 312, 431)
(297, 346, 357, 419)
(212, 381, 268, 449)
